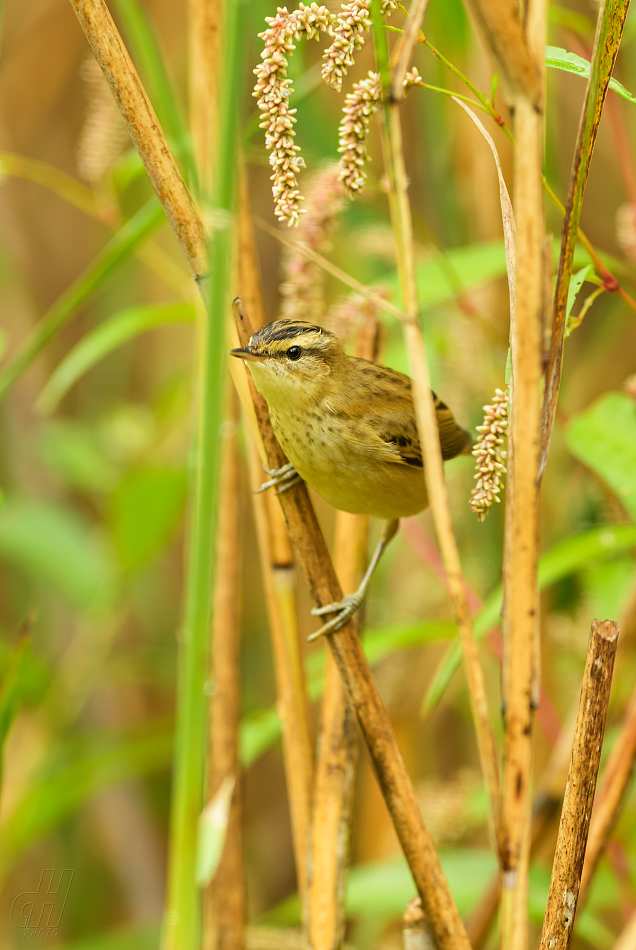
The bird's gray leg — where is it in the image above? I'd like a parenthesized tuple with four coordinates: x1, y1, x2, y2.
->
(308, 518, 400, 641)
(254, 461, 302, 495)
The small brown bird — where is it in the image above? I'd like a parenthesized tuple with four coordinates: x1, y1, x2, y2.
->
(231, 320, 471, 637)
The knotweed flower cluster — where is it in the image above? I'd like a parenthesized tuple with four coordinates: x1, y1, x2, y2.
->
(338, 68, 422, 195)
(470, 388, 508, 522)
(616, 203, 636, 264)
(280, 164, 346, 321)
(253, 3, 335, 226)
(322, 0, 398, 92)
(325, 287, 388, 342)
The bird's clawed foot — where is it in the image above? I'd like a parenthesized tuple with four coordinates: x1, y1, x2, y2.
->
(254, 462, 302, 495)
(308, 592, 364, 640)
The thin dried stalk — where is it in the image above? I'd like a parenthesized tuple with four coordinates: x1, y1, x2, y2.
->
(308, 319, 383, 950)
(233, 298, 470, 950)
(578, 677, 636, 905)
(205, 389, 246, 950)
(238, 185, 314, 902)
(391, 0, 430, 99)
(69, 0, 208, 280)
(540, 0, 632, 481)
(254, 215, 407, 321)
(375, 47, 501, 848)
(539, 620, 619, 950)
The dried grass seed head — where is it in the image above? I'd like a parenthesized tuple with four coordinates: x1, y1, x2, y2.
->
(76, 57, 129, 186)
(253, 3, 336, 226)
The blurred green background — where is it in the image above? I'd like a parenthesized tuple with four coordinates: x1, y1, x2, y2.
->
(1, 0, 636, 947)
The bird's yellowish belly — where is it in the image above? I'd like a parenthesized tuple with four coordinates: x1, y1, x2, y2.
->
(270, 405, 428, 520)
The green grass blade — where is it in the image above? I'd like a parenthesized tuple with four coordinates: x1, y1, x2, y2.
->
(38, 302, 195, 412)
(163, 0, 244, 944)
(546, 45, 636, 104)
(0, 199, 165, 402)
(422, 523, 636, 714)
(110, 0, 196, 186)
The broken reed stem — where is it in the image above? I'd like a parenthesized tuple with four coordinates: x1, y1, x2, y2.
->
(539, 620, 619, 950)
(233, 297, 470, 950)
(578, 673, 636, 906)
(238, 185, 314, 904)
(69, 0, 208, 281)
(205, 388, 246, 950)
(371, 5, 501, 850)
(308, 318, 383, 950)
(539, 0, 632, 481)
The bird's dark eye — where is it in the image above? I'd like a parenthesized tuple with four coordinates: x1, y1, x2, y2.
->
(287, 346, 302, 361)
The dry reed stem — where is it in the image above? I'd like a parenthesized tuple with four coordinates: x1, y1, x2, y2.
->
(238, 185, 315, 902)
(254, 215, 407, 321)
(391, 0, 430, 99)
(205, 389, 246, 950)
(461, 0, 540, 106)
(578, 677, 636, 905)
(308, 319, 383, 950)
(233, 297, 470, 950)
(539, 620, 619, 950)
(381, 99, 501, 850)
(189, 0, 221, 196)
(498, 0, 546, 939)
(68, 0, 208, 281)
(615, 911, 636, 950)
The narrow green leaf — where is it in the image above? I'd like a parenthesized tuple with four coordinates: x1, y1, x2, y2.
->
(39, 302, 195, 412)
(0, 200, 165, 401)
(566, 392, 636, 519)
(546, 45, 636, 104)
(423, 523, 636, 714)
(195, 776, 235, 887)
(0, 499, 117, 610)
(566, 264, 593, 318)
(60, 925, 160, 950)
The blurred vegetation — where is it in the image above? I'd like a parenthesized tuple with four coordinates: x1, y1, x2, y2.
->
(0, 0, 636, 948)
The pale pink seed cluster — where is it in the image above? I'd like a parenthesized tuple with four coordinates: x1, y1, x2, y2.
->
(280, 164, 346, 321)
(470, 388, 508, 522)
(322, 0, 398, 91)
(77, 57, 128, 186)
(325, 286, 387, 341)
(253, 4, 335, 227)
(616, 203, 636, 264)
(338, 68, 421, 195)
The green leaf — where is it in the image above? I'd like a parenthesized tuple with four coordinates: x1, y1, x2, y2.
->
(39, 302, 195, 412)
(423, 523, 636, 714)
(0, 500, 117, 610)
(546, 46, 636, 104)
(0, 637, 48, 762)
(0, 200, 165, 401)
(0, 725, 173, 879)
(110, 466, 187, 571)
(566, 264, 593, 318)
(567, 392, 636, 519)
(195, 776, 235, 887)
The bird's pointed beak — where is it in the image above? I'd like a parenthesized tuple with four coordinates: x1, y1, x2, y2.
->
(228, 346, 267, 363)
